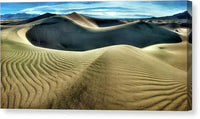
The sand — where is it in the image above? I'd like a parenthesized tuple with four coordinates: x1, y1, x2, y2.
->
(66, 12, 123, 27)
(0, 13, 192, 110)
(26, 16, 182, 51)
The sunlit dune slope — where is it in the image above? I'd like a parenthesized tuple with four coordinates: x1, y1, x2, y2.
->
(143, 28, 192, 71)
(66, 12, 123, 27)
(66, 12, 98, 27)
(26, 16, 182, 51)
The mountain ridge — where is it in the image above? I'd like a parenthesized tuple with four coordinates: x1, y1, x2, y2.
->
(1, 13, 39, 20)
(150, 11, 192, 19)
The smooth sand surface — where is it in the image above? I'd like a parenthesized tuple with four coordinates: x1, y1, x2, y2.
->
(1, 14, 192, 110)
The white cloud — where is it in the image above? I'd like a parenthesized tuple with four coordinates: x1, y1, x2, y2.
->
(17, 1, 187, 18)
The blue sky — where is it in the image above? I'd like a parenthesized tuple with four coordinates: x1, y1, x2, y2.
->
(1, 1, 188, 19)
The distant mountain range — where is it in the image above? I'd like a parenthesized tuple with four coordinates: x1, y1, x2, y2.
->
(1, 13, 57, 25)
(151, 11, 192, 20)
(0, 11, 191, 20)
(0, 13, 39, 20)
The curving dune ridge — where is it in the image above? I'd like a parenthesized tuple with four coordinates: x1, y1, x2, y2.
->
(26, 15, 182, 51)
(66, 12, 124, 27)
(1, 13, 192, 110)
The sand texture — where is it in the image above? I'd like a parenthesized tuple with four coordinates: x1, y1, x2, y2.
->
(1, 13, 192, 110)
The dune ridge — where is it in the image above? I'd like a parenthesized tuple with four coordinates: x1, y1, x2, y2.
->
(1, 13, 57, 25)
(66, 12, 98, 28)
(66, 12, 123, 27)
(26, 16, 182, 51)
(1, 13, 192, 110)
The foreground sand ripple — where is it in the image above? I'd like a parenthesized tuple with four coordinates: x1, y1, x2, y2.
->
(1, 19, 191, 110)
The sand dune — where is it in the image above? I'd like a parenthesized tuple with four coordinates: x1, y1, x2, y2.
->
(143, 28, 192, 71)
(1, 13, 57, 25)
(66, 12, 99, 27)
(26, 16, 182, 51)
(1, 13, 192, 110)
(66, 12, 123, 27)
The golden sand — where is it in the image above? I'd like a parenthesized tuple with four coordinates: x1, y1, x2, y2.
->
(1, 14, 192, 110)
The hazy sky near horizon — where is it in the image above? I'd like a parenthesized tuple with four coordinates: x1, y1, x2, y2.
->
(1, 1, 189, 19)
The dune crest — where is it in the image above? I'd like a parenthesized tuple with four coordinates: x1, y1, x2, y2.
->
(66, 12, 124, 27)
(66, 12, 98, 28)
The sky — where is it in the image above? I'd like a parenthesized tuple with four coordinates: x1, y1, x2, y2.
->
(0, 1, 189, 19)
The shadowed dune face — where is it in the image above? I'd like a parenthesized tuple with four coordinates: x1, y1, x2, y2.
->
(90, 19, 123, 27)
(189, 32, 192, 43)
(26, 16, 182, 51)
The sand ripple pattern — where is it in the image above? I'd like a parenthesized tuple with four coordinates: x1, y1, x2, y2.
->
(1, 23, 191, 110)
